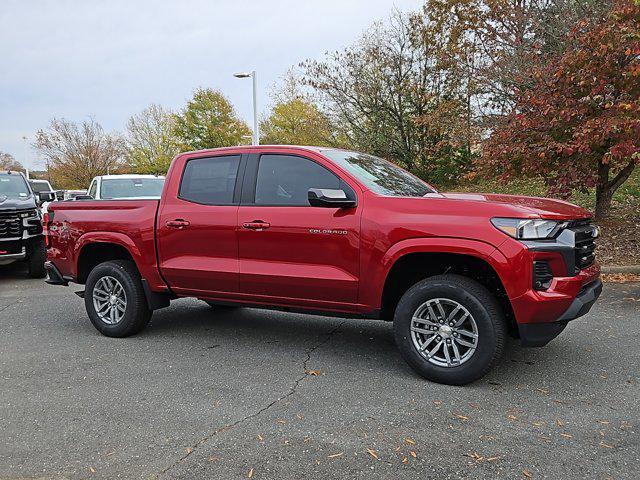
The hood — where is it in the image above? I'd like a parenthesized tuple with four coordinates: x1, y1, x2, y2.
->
(0, 194, 37, 211)
(440, 192, 592, 220)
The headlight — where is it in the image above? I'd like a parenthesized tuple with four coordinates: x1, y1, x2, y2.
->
(491, 218, 566, 240)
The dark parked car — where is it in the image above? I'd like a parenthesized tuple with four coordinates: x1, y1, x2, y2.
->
(0, 171, 54, 277)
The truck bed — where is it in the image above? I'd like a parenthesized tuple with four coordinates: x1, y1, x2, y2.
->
(47, 200, 166, 290)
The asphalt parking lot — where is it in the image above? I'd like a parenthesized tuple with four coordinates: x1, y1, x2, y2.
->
(1, 263, 638, 480)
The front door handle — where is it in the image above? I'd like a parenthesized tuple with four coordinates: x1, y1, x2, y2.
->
(166, 219, 190, 229)
(242, 220, 270, 231)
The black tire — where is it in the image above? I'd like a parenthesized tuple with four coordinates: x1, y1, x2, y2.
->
(85, 260, 152, 337)
(393, 274, 506, 386)
(27, 240, 46, 278)
(203, 300, 240, 311)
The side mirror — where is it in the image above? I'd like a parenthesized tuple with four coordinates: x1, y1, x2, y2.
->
(37, 191, 56, 203)
(74, 195, 94, 200)
(308, 188, 356, 208)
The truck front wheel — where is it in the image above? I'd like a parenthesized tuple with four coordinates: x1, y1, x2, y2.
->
(85, 260, 152, 337)
(393, 274, 505, 385)
(27, 240, 46, 278)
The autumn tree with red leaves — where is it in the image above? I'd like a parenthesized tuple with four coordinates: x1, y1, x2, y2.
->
(484, 0, 640, 219)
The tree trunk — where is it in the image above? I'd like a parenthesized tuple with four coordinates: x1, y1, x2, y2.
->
(595, 185, 613, 220)
(594, 159, 636, 220)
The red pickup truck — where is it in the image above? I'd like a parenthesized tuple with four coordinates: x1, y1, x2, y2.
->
(45, 146, 601, 385)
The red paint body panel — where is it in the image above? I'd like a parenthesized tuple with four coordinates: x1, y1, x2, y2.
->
(156, 156, 239, 297)
(47, 145, 599, 327)
(46, 200, 166, 291)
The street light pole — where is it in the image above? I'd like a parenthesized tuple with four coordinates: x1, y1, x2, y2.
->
(22, 136, 29, 179)
(234, 71, 259, 145)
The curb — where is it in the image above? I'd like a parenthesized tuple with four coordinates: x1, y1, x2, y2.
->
(601, 265, 640, 274)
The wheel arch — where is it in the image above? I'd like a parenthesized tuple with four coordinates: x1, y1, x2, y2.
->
(76, 237, 138, 284)
(376, 239, 517, 334)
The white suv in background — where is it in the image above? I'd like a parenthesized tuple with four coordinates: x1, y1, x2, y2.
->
(86, 174, 165, 200)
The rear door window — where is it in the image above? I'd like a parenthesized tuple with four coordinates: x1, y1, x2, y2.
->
(179, 155, 241, 205)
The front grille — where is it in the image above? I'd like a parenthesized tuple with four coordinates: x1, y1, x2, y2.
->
(569, 221, 597, 272)
(0, 212, 22, 239)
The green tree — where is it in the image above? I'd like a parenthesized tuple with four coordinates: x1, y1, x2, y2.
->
(126, 104, 180, 174)
(173, 88, 251, 150)
(261, 75, 337, 147)
(301, 11, 475, 186)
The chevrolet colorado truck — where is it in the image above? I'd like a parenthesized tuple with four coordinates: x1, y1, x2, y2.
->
(1, 171, 55, 277)
(44, 146, 602, 385)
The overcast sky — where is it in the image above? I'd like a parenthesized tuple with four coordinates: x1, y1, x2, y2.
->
(1, 0, 421, 169)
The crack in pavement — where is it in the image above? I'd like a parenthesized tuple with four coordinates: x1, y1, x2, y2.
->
(0, 299, 21, 315)
(157, 319, 346, 478)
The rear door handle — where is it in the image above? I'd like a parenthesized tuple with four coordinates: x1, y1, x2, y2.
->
(166, 219, 190, 229)
(242, 220, 270, 231)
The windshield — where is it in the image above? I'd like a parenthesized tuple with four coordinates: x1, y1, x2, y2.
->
(322, 150, 435, 197)
(0, 174, 31, 198)
(29, 181, 51, 193)
(100, 177, 165, 199)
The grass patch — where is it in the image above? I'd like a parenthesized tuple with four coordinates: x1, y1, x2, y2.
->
(448, 169, 640, 213)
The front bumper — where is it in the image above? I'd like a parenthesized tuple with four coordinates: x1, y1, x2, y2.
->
(0, 247, 27, 265)
(0, 233, 43, 265)
(518, 278, 602, 347)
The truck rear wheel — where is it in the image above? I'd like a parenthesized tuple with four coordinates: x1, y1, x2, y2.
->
(393, 274, 505, 385)
(27, 240, 46, 278)
(85, 260, 152, 337)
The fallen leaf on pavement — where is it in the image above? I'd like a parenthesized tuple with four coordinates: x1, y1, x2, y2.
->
(464, 452, 484, 462)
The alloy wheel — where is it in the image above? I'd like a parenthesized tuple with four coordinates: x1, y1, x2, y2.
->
(92, 275, 127, 325)
(410, 298, 479, 367)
